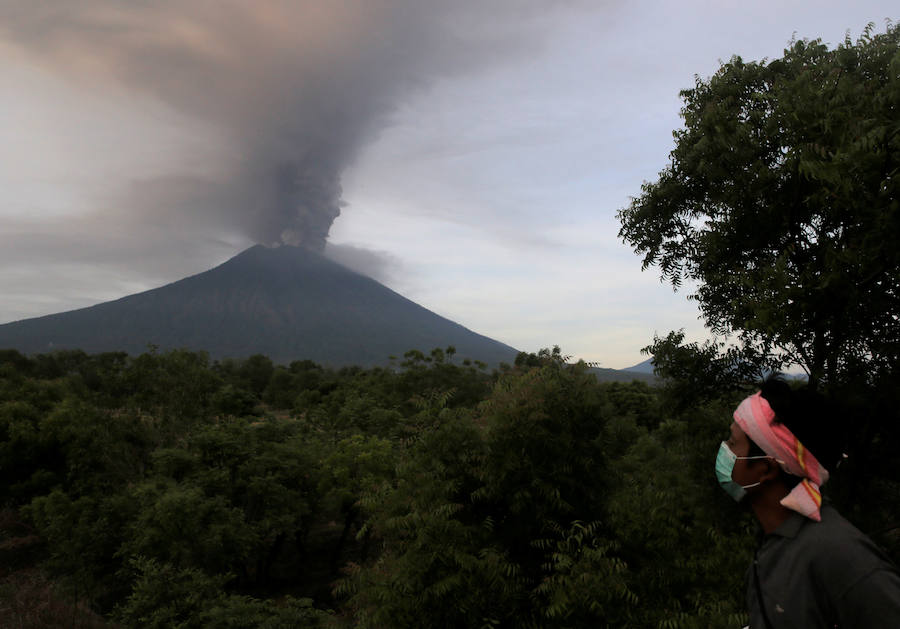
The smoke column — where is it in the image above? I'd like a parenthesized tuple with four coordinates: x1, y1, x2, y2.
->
(0, 1, 556, 250)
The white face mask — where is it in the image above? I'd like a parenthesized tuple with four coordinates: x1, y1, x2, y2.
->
(715, 441, 772, 501)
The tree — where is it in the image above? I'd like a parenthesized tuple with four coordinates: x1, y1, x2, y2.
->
(618, 23, 900, 388)
(115, 558, 326, 628)
(642, 331, 763, 411)
(338, 356, 627, 628)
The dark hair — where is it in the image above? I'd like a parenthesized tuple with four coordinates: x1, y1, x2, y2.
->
(758, 376, 845, 472)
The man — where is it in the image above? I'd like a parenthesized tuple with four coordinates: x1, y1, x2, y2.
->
(716, 378, 900, 628)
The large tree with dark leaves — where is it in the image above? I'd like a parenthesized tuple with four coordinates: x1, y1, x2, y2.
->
(619, 23, 900, 387)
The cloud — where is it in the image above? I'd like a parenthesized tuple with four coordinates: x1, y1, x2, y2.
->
(0, 1, 563, 250)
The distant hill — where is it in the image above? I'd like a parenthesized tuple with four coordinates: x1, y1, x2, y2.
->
(622, 356, 809, 382)
(0, 245, 520, 367)
(622, 357, 655, 374)
(589, 365, 656, 384)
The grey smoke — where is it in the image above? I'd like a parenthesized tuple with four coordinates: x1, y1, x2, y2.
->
(324, 243, 401, 285)
(0, 1, 557, 250)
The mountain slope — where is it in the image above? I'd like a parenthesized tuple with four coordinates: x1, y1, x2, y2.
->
(0, 245, 519, 366)
(622, 358, 655, 374)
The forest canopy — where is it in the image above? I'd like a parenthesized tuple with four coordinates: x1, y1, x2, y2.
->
(0, 347, 760, 627)
(1, 345, 897, 628)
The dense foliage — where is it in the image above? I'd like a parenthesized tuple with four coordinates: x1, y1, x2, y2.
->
(3, 345, 895, 627)
(0, 346, 756, 628)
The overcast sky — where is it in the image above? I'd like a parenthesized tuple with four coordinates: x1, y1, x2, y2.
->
(0, 1, 895, 368)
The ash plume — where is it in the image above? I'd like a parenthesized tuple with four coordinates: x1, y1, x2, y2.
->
(0, 1, 555, 250)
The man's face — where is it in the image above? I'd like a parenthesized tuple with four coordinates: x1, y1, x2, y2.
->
(726, 421, 761, 487)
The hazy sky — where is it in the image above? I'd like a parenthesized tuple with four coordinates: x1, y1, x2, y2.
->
(0, 1, 895, 368)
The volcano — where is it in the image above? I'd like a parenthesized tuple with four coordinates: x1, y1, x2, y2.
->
(0, 245, 519, 366)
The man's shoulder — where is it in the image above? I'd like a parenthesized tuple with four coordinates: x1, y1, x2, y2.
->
(796, 506, 865, 551)
(802, 505, 859, 539)
(799, 506, 893, 586)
